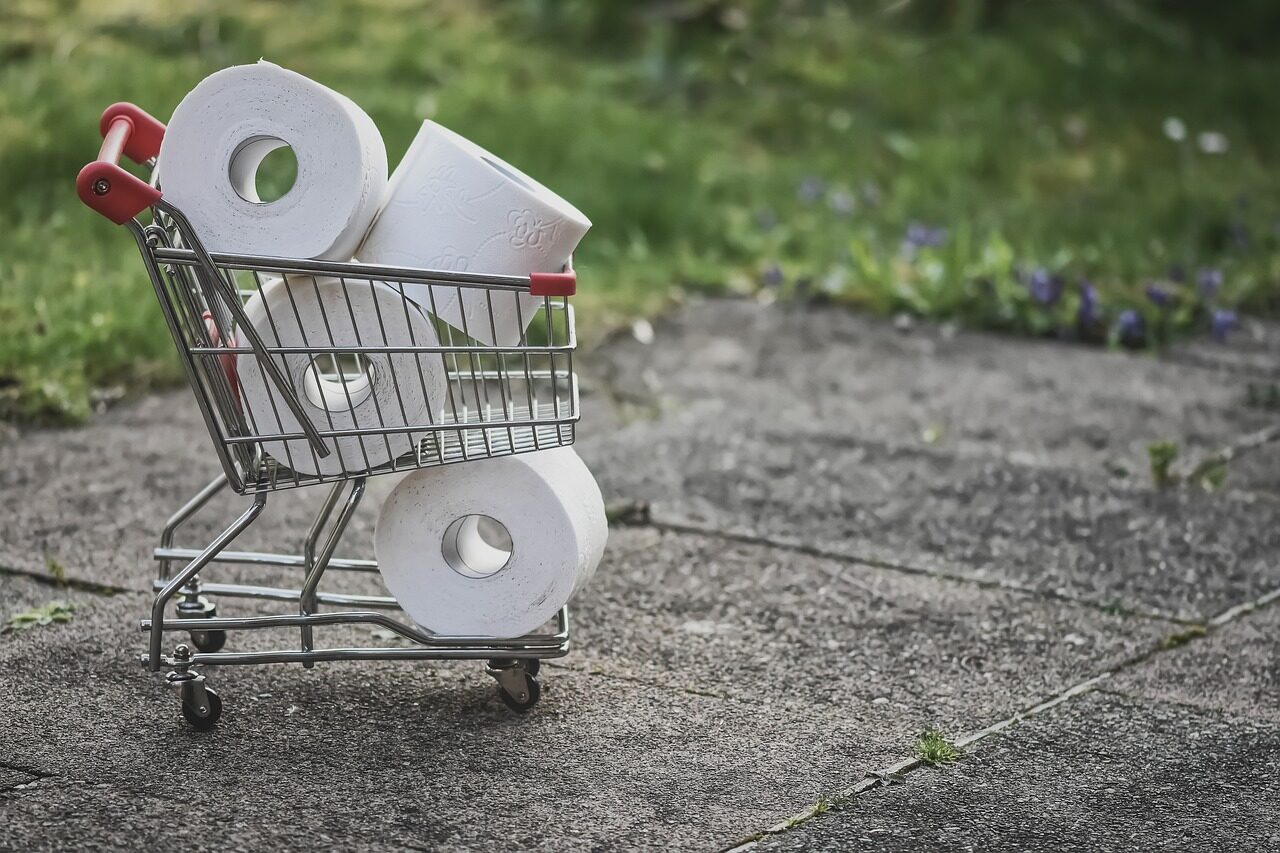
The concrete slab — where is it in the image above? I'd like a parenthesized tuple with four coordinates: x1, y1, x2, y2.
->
(572, 527, 1169, 730)
(1110, 600, 1280, 723)
(0, 526, 1169, 850)
(590, 299, 1279, 493)
(584, 417, 1280, 621)
(0, 583, 887, 852)
(748, 691, 1280, 852)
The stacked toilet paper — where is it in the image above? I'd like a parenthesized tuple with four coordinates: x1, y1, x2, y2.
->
(160, 62, 604, 638)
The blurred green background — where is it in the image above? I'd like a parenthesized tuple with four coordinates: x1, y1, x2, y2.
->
(1, 0, 1277, 422)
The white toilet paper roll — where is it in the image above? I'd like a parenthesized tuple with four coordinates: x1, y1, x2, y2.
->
(357, 120, 590, 345)
(158, 61, 387, 259)
(374, 447, 607, 638)
(237, 276, 445, 476)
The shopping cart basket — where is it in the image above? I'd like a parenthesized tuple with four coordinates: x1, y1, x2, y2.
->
(76, 103, 582, 729)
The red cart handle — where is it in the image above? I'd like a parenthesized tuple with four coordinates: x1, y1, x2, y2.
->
(76, 103, 165, 224)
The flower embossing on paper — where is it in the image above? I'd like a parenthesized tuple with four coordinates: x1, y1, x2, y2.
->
(508, 209, 559, 249)
(428, 249, 471, 272)
(408, 165, 478, 224)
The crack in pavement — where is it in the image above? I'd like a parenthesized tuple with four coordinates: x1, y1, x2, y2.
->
(0, 564, 131, 597)
(0, 759, 55, 794)
(632, 512, 1197, 627)
(720, 580, 1280, 851)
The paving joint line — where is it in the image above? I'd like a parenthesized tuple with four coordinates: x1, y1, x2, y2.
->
(0, 759, 55, 787)
(1090, 685, 1257, 720)
(721, 580, 1280, 851)
(0, 564, 133, 597)
(636, 514, 1195, 626)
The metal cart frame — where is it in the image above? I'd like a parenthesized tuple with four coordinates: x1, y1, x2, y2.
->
(77, 102, 583, 729)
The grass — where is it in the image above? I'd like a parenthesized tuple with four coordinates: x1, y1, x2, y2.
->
(1147, 440, 1181, 489)
(913, 727, 964, 764)
(2, 1, 1278, 422)
(1159, 624, 1209, 650)
(44, 554, 66, 586)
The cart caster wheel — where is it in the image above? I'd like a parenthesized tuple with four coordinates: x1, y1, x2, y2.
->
(180, 685, 222, 731)
(524, 658, 541, 677)
(498, 674, 541, 713)
(189, 629, 227, 653)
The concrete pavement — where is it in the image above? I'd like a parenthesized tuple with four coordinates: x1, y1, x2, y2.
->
(2, 298, 1277, 850)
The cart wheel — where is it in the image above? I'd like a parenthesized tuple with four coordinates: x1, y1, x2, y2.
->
(180, 684, 222, 731)
(498, 673, 541, 713)
(189, 628, 227, 653)
(524, 658, 541, 677)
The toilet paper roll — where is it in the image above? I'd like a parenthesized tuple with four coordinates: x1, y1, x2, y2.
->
(357, 120, 590, 345)
(158, 61, 387, 259)
(374, 447, 608, 638)
(237, 275, 445, 476)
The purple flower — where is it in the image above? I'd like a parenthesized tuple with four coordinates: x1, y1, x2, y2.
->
(1230, 222, 1251, 250)
(1077, 280, 1102, 328)
(1117, 309, 1145, 347)
(903, 221, 948, 250)
(1144, 282, 1174, 309)
(1168, 264, 1186, 283)
(797, 176, 825, 204)
(829, 189, 856, 216)
(1027, 268, 1063, 307)
(1197, 268, 1222, 300)
(760, 264, 785, 288)
(1210, 309, 1240, 342)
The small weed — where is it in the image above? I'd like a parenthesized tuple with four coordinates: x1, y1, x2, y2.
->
(1160, 624, 1208, 650)
(3, 601, 76, 634)
(777, 794, 836, 832)
(1147, 441, 1181, 489)
(914, 728, 964, 764)
(45, 555, 67, 586)
(605, 499, 652, 527)
(1100, 599, 1133, 617)
(1193, 461, 1229, 491)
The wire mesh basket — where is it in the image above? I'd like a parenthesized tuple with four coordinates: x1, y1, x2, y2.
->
(136, 201, 579, 494)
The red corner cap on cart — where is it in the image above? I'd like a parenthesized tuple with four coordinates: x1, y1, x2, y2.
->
(77, 162, 162, 225)
(99, 103, 166, 164)
(78, 102, 167, 224)
(529, 271, 576, 297)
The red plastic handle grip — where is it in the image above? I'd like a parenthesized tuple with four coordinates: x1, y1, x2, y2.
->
(77, 103, 165, 224)
(529, 271, 576, 297)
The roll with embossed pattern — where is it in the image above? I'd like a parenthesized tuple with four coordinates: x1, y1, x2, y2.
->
(158, 61, 387, 260)
(236, 275, 446, 476)
(357, 121, 590, 346)
(374, 447, 607, 638)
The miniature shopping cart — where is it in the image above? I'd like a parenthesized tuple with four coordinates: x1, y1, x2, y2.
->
(77, 103, 581, 729)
